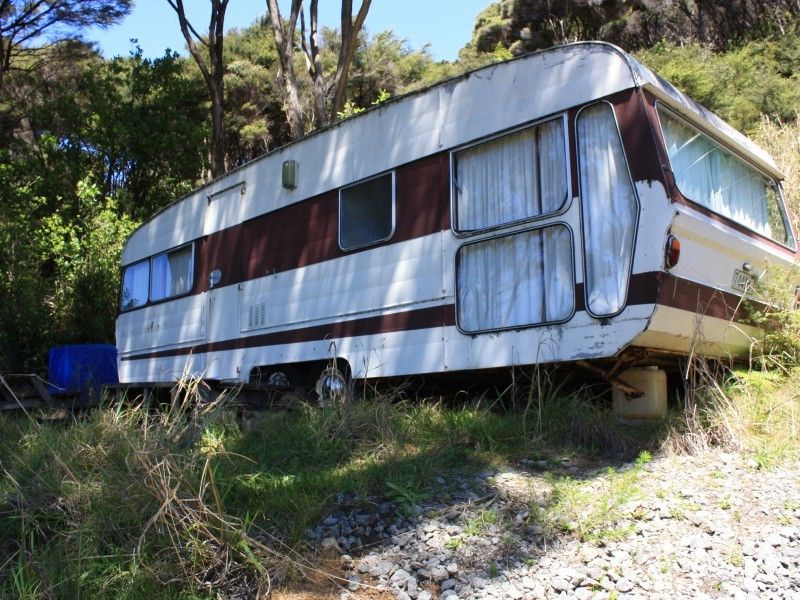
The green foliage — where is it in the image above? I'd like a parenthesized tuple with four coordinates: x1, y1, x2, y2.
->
(743, 262, 800, 369)
(636, 37, 800, 132)
(45, 175, 139, 344)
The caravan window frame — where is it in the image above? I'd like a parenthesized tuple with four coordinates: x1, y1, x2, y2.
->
(118, 241, 196, 313)
(338, 171, 396, 252)
(149, 242, 195, 303)
(453, 222, 577, 334)
(655, 102, 796, 250)
(450, 113, 572, 237)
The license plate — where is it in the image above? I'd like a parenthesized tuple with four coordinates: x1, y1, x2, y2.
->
(732, 269, 753, 293)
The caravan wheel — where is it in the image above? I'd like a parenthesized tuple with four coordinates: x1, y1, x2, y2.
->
(314, 364, 351, 406)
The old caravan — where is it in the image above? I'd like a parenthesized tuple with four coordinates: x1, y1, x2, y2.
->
(116, 42, 797, 398)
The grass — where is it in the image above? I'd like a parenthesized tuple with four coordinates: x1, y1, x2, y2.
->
(545, 450, 652, 543)
(1, 361, 799, 597)
(753, 117, 800, 234)
(0, 385, 539, 598)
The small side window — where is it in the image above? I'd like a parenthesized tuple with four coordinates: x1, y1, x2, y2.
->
(339, 172, 394, 251)
(120, 260, 149, 311)
(150, 244, 194, 301)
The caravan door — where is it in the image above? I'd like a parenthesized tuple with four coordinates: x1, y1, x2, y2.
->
(198, 181, 246, 380)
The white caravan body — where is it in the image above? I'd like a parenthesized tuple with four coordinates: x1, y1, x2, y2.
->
(115, 42, 797, 387)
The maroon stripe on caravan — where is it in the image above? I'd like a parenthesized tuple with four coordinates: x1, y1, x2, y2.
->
(656, 273, 750, 321)
(121, 304, 457, 362)
(121, 273, 753, 364)
(192, 153, 452, 295)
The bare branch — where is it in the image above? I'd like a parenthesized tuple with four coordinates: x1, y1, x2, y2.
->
(332, 0, 372, 116)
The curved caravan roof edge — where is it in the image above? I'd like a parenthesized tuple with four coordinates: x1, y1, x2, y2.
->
(122, 41, 780, 265)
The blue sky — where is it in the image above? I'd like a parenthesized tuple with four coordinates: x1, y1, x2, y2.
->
(89, 0, 492, 61)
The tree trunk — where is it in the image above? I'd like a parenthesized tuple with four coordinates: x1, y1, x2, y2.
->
(331, 0, 372, 118)
(267, 0, 305, 139)
(166, 0, 228, 178)
(302, 0, 328, 127)
(267, 0, 373, 134)
(209, 80, 226, 177)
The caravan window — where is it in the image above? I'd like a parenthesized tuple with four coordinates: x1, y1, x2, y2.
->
(456, 225, 574, 332)
(120, 260, 149, 311)
(339, 172, 394, 251)
(657, 107, 792, 246)
(577, 102, 639, 317)
(454, 117, 568, 233)
(150, 244, 194, 302)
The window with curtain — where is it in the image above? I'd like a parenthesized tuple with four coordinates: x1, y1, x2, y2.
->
(577, 102, 639, 317)
(657, 107, 792, 246)
(339, 172, 394, 250)
(150, 244, 193, 301)
(456, 225, 574, 332)
(120, 260, 149, 311)
(454, 117, 568, 233)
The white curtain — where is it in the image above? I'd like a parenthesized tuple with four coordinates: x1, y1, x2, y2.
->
(168, 246, 193, 295)
(457, 226, 573, 332)
(456, 118, 567, 231)
(659, 109, 785, 242)
(577, 103, 638, 317)
(150, 245, 192, 301)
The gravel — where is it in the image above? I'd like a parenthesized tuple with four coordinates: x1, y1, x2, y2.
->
(312, 450, 800, 599)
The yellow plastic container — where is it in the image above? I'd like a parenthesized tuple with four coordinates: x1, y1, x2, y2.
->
(612, 367, 668, 419)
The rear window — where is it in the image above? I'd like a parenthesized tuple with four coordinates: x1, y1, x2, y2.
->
(658, 106, 793, 247)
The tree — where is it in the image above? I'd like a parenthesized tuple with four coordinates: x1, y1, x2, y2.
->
(0, 0, 131, 92)
(461, 0, 800, 59)
(166, 0, 229, 179)
(265, 0, 304, 138)
(0, 0, 131, 144)
(266, 0, 372, 136)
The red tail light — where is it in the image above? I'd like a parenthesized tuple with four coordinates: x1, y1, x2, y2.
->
(665, 235, 681, 269)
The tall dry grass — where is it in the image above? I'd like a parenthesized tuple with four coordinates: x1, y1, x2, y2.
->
(753, 117, 800, 229)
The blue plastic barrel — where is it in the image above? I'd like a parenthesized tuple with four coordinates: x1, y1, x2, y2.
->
(47, 344, 119, 402)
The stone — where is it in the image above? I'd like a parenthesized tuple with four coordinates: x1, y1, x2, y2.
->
(574, 588, 594, 600)
(551, 577, 572, 592)
(417, 592, 433, 600)
(616, 578, 635, 593)
(320, 537, 341, 553)
(441, 578, 457, 591)
(346, 575, 360, 591)
(762, 555, 781, 574)
(390, 568, 411, 586)
(765, 533, 784, 547)
(369, 560, 393, 578)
